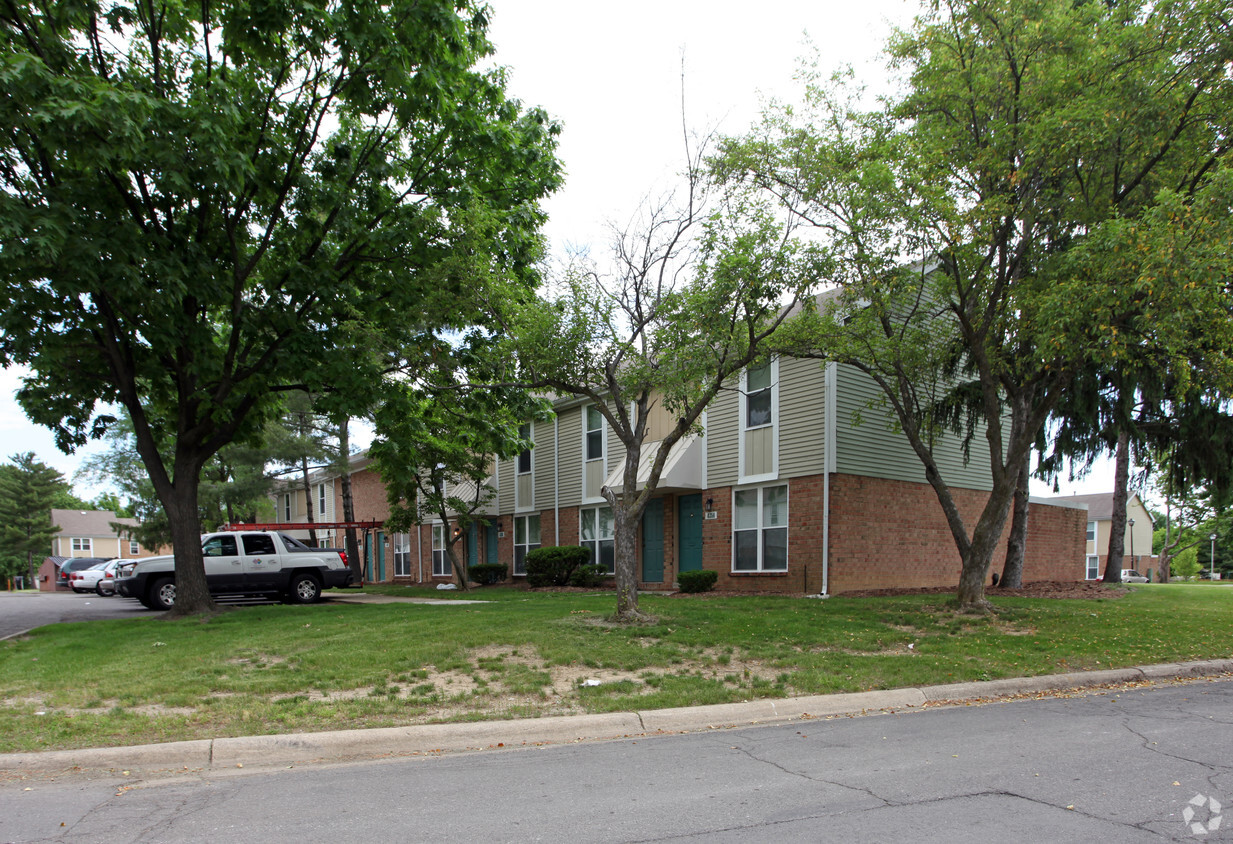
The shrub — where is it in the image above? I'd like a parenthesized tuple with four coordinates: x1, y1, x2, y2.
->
(678, 569, 718, 593)
(525, 545, 593, 587)
(569, 563, 608, 588)
(467, 563, 507, 585)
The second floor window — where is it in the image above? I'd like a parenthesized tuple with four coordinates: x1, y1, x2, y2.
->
(71, 537, 91, 554)
(585, 406, 604, 462)
(745, 363, 772, 429)
(517, 423, 532, 474)
(317, 483, 327, 515)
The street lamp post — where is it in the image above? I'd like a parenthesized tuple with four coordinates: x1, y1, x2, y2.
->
(1211, 533, 1218, 581)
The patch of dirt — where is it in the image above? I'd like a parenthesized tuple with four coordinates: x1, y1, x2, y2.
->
(839, 581, 1129, 600)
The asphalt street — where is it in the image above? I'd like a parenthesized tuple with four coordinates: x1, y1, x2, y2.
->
(3, 678, 1230, 842)
(0, 591, 156, 639)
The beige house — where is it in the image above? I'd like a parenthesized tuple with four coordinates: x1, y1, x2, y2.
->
(49, 509, 148, 559)
(1049, 493, 1155, 579)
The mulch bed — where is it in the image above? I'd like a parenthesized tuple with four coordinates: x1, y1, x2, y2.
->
(838, 581, 1129, 600)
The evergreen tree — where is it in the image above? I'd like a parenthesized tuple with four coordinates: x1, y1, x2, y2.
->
(0, 453, 69, 584)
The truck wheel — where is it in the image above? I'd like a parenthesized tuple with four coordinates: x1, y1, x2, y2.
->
(150, 577, 176, 610)
(287, 573, 322, 605)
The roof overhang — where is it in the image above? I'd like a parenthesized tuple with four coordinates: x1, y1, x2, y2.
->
(603, 435, 703, 495)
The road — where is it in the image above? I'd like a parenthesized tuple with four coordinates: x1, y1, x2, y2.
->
(0, 591, 156, 639)
(2, 678, 1229, 842)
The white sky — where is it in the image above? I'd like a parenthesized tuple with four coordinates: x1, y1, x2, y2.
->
(0, 0, 1120, 502)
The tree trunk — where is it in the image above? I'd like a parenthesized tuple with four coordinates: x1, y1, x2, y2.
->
(955, 493, 1015, 609)
(163, 471, 216, 616)
(611, 503, 640, 619)
(337, 416, 362, 582)
(1102, 429, 1130, 583)
(300, 454, 318, 547)
(446, 531, 469, 591)
(999, 445, 1031, 589)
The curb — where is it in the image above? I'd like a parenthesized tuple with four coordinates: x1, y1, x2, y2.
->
(3, 658, 1231, 779)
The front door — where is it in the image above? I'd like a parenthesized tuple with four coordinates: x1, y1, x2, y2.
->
(641, 499, 664, 583)
(364, 533, 372, 582)
(678, 494, 703, 573)
(486, 521, 498, 565)
(375, 531, 386, 581)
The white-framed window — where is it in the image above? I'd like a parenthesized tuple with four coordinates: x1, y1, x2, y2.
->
(513, 514, 540, 576)
(393, 533, 411, 577)
(71, 537, 92, 554)
(1086, 555, 1100, 580)
(585, 405, 605, 462)
(580, 506, 615, 574)
(129, 538, 140, 556)
(432, 525, 452, 577)
(283, 493, 292, 522)
(1086, 521, 1097, 543)
(732, 485, 788, 572)
(317, 483, 327, 516)
(745, 362, 773, 429)
(517, 423, 532, 475)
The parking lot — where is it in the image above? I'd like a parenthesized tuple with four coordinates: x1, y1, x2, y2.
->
(0, 590, 159, 640)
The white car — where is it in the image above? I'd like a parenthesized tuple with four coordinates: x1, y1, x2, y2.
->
(1121, 569, 1149, 583)
(95, 559, 128, 596)
(67, 561, 112, 593)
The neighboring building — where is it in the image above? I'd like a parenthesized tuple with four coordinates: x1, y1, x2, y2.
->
(300, 359, 1086, 594)
(1048, 492, 1156, 580)
(37, 509, 164, 591)
(271, 468, 342, 549)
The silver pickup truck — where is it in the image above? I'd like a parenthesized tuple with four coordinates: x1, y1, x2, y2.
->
(115, 531, 353, 610)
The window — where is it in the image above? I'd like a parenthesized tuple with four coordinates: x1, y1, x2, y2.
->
(745, 363, 772, 429)
(317, 483, 327, 515)
(393, 533, 411, 577)
(733, 485, 788, 572)
(242, 534, 277, 555)
(580, 506, 615, 574)
(517, 423, 532, 475)
(585, 406, 604, 462)
(432, 525, 452, 577)
(129, 539, 140, 556)
(283, 493, 292, 522)
(203, 535, 238, 557)
(1086, 521, 1096, 543)
(1086, 555, 1100, 580)
(513, 514, 540, 576)
(71, 537, 91, 554)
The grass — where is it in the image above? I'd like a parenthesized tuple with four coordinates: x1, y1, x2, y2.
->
(0, 583, 1230, 754)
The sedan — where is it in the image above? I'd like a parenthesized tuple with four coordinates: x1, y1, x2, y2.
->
(58, 557, 109, 590)
(95, 559, 127, 596)
(68, 561, 112, 593)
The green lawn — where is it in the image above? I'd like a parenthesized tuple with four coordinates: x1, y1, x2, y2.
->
(1, 584, 1230, 754)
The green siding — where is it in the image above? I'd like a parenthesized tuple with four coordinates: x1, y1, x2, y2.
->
(706, 384, 739, 487)
(535, 416, 556, 511)
(778, 356, 827, 479)
(833, 364, 993, 490)
(557, 406, 583, 507)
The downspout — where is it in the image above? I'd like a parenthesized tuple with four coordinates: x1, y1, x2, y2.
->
(821, 361, 837, 597)
(554, 412, 561, 545)
(416, 519, 423, 584)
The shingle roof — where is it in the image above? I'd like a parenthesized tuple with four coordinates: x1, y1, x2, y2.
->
(50, 509, 139, 537)
(1047, 493, 1151, 525)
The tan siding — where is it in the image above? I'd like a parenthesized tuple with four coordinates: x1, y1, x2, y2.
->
(834, 364, 992, 490)
(498, 458, 514, 513)
(534, 416, 556, 511)
(744, 426, 773, 476)
(516, 473, 533, 510)
(643, 393, 675, 442)
(585, 461, 605, 499)
(778, 356, 827, 478)
(557, 406, 583, 508)
(706, 380, 739, 487)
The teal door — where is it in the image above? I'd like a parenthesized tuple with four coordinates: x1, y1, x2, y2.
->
(486, 521, 498, 565)
(468, 523, 479, 569)
(641, 499, 665, 583)
(678, 494, 703, 573)
(364, 534, 372, 582)
(375, 531, 386, 581)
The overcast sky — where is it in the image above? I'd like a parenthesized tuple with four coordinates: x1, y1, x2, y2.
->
(0, 0, 1119, 501)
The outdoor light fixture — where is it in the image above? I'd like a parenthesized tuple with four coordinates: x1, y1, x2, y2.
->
(706, 497, 713, 512)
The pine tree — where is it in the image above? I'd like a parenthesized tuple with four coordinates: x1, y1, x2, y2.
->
(0, 453, 68, 585)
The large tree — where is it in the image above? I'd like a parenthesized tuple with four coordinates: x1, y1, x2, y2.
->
(0, 452, 67, 584)
(718, 0, 1233, 609)
(0, 0, 560, 614)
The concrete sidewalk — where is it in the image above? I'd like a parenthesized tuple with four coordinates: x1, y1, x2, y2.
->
(3, 658, 1230, 782)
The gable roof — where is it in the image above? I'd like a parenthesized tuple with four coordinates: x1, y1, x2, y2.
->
(1047, 493, 1152, 524)
(50, 509, 139, 537)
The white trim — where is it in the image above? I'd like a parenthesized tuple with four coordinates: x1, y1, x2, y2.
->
(822, 361, 837, 596)
(738, 357, 780, 484)
(581, 403, 608, 504)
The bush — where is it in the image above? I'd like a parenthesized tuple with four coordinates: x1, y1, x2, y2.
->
(467, 563, 507, 585)
(569, 563, 608, 588)
(678, 569, 718, 593)
(525, 546, 592, 587)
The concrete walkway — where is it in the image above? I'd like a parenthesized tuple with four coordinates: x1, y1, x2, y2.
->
(3, 658, 1230, 781)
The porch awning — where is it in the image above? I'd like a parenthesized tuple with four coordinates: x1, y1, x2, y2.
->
(444, 478, 500, 517)
(603, 435, 703, 494)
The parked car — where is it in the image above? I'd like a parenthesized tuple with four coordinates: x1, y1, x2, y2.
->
(1121, 569, 1149, 583)
(68, 561, 112, 593)
(95, 559, 128, 596)
(57, 557, 109, 590)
